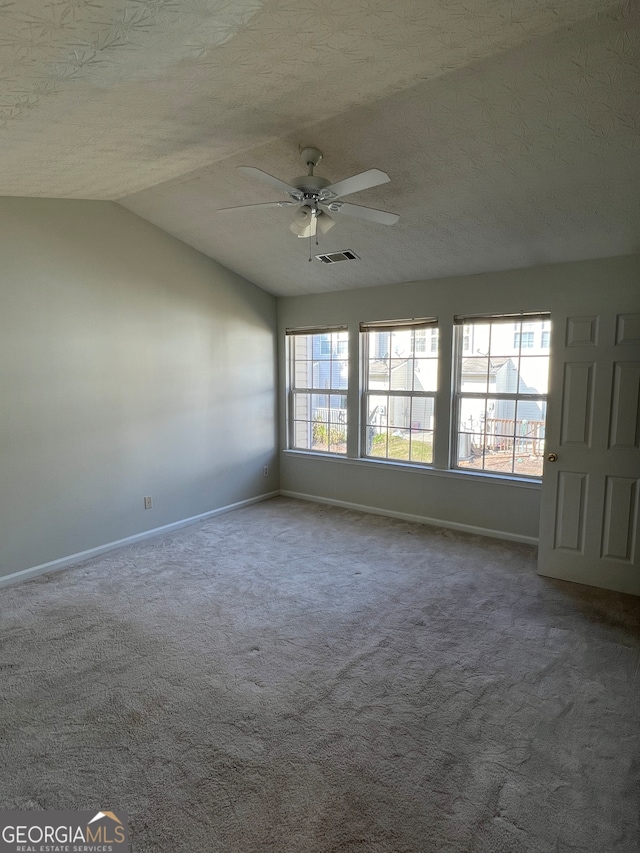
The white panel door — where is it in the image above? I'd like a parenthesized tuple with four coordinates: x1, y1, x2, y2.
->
(538, 312, 640, 595)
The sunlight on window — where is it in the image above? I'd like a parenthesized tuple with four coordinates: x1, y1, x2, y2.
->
(288, 329, 349, 454)
(361, 320, 437, 465)
(454, 315, 550, 478)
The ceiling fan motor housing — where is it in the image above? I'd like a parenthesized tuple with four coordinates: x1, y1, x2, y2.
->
(290, 175, 331, 197)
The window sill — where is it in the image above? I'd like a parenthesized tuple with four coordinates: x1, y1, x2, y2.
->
(282, 450, 542, 490)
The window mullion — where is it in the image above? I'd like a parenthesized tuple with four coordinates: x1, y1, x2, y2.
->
(382, 390, 435, 398)
(458, 392, 547, 401)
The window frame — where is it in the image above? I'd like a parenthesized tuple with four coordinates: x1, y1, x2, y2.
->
(360, 318, 438, 467)
(452, 312, 551, 480)
(286, 326, 349, 456)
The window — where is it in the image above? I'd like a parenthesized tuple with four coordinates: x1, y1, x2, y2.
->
(361, 319, 438, 464)
(287, 327, 348, 454)
(286, 311, 550, 482)
(413, 330, 427, 353)
(514, 330, 534, 349)
(454, 313, 550, 477)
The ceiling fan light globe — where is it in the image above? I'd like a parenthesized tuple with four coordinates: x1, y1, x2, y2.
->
(290, 205, 317, 237)
(289, 221, 307, 237)
(293, 205, 313, 225)
(318, 212, 335, 234)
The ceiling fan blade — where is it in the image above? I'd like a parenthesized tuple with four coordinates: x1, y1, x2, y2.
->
(322, 201, 399, 225)
(237, 166, 303, 199)
(218, 200, 300, 212)
(322, 168, 391, 200)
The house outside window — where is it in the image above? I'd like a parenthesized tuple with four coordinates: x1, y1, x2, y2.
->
(287, 327, 348, 454)
(413, 330, 427, 353)
(514, 327, 535, 349)
(361, 319, 438, 465)
(454, 313, 550, 477)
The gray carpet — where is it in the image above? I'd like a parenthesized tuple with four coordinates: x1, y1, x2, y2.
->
(1, 496, 639, 852)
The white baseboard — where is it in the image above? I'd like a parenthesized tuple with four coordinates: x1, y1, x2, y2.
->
(280, 490, 538, 546)
(0, 491, 280, 590)
(1, 488, 536, 590)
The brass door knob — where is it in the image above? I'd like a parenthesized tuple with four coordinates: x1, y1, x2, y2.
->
(547, 452, 558, 462)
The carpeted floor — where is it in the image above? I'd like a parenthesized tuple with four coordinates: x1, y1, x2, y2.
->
(1, 496, 639, 852)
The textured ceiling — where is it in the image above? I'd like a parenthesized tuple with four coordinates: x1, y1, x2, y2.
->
(1, 0, 638, 296)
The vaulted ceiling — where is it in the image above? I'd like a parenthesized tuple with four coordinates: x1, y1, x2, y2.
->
(1, 0, 638, 296)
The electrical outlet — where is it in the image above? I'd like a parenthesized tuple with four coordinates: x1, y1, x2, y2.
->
(144, 496, 153, 510)
(263, 465, 269, 478)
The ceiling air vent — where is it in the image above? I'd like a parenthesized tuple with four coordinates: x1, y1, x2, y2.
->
(316, 250, 361, 264)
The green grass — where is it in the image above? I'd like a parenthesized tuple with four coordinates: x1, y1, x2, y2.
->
(370, 434, 432, 463)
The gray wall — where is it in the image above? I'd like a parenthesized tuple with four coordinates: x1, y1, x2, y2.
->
(0, 198, 278, 578)
(278, 254, 640, 542)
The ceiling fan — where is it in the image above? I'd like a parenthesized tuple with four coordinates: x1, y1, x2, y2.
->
(219, 146, 399, 239)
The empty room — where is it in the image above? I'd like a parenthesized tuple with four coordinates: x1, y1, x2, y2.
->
(1, 1, 639, 851)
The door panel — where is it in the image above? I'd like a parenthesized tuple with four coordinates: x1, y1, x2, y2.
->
(609, 362, 640, 448)
(553, 471, 588, 553)
(560, 362, 594, 445)
(601, 476, 637, 562)
(538, 311, 640, 595)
